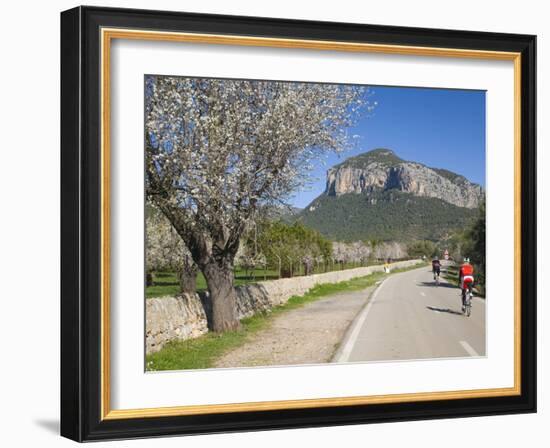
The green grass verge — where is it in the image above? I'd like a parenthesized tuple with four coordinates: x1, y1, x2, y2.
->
(146, 262, 426, 371)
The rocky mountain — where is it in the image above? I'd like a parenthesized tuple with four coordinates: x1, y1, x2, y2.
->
(324, 148, 483, 209)
(296, 148, 484, 242)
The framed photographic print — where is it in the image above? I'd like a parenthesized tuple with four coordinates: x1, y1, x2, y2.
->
(60, 6, 536, 442)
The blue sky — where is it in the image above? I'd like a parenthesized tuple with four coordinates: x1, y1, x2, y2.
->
(289, 85, 486, 208)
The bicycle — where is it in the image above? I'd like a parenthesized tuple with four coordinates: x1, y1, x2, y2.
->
(433, 269, 440, 286)
(462, 286, 473, 317)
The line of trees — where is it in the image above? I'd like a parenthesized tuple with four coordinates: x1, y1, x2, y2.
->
(240, 225, 408, 276)
(146, 210, 411, 294)
(407, 240, 438, 259)
(444, 201, 486, 291)
(252, 221, 332, 278)
(333, 240, 407, 264)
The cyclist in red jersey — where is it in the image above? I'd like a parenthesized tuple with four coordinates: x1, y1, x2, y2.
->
(458, 257, 475, 311)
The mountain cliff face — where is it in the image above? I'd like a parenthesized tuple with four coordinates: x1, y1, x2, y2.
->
(324, 148, 483, 209)
(296, 148, 484, 242)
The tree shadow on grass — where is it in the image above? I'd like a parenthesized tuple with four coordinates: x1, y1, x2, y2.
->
(153, 280, 179, 286)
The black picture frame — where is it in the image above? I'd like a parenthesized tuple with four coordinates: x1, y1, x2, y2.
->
(61, 5, 536, 442)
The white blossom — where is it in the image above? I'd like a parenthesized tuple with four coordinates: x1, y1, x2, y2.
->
(145, 75, 372, 258)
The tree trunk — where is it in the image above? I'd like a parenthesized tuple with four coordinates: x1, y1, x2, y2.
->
(177, 262, 198, 294)
(202, 262, 241, 332)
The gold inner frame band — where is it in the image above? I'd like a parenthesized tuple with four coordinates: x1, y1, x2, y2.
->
(100, 27, 522, 421)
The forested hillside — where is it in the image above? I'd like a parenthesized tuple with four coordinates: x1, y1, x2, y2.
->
(298, 190, 478, 241)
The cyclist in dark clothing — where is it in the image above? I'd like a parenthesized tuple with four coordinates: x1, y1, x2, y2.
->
(432, 256, 441, 281)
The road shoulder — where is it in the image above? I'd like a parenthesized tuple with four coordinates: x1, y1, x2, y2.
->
(331, 278, 387, 363)
(213, 286, 374, 368)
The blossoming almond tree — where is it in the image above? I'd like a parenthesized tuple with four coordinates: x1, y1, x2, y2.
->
(145, 75, 371, 332)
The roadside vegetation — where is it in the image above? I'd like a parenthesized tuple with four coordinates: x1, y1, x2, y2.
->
(146, 262, 425, 371)
(443, 263, 485, 298)
(146, 213, 414, 298)
(441, 200, 486, 295)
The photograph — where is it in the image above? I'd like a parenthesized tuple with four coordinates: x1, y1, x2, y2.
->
(144, 75, 487, 371)
(57, 5, 537, 441)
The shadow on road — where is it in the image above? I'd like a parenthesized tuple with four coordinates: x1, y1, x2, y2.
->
(426, 306, 464, 316)
(418, 281, 459, 289)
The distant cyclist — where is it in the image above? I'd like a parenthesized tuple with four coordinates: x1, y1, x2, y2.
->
(432, 256, 441, 282)
(458, 257, 475, 311)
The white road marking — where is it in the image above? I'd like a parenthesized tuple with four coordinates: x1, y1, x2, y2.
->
(334, 279, 388, 363)
(420, 292, 426, 297)
(460, 340, 479, 357)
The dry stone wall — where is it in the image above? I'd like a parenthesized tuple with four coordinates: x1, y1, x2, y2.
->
(146, 294, 209, 354)
(146, 259, 421, 354)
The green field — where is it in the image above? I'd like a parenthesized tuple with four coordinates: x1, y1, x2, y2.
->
(146, 269, 277, 299)
(146, 261, 384, 298)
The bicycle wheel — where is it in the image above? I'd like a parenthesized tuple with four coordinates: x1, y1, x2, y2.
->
(465, 293, 472, 317)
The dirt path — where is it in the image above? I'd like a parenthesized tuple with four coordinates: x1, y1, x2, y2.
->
(213, 286, 375, 368)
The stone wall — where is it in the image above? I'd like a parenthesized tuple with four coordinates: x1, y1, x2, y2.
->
(146, 259, 421, 354)
(146, 293, 209, 354)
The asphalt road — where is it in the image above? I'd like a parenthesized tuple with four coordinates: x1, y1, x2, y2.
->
(334, 265, 486, 363)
